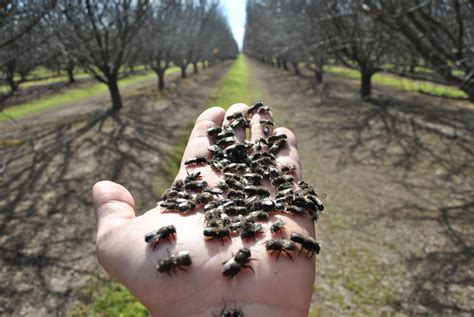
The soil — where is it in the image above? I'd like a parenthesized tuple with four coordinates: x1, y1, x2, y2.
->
(0, 62, 231, 316)
(247, 59, 474, 316)
(1, 57, 473, 316)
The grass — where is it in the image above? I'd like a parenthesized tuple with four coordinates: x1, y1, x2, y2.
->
(71, 56, 255, 316)
(326, 66, 467, 99)
(0, 67, 178, 121)
(209, 55, 260, 107)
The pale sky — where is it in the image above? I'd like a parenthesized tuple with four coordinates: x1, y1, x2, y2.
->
(222, 0, 247, 50)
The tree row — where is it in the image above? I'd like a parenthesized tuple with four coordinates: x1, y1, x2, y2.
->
(243, 0, 473, 101)
(0, 0, 239, 113)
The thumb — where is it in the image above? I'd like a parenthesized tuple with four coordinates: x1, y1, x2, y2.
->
(92, 180, 136, 235)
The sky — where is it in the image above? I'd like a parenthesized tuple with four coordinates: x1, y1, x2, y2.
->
(222, 0, 247, 50)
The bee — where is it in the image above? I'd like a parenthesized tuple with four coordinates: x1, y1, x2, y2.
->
(157, 250, 192, 276)
(160, 188, 179, 200)
(177, 199, 197, 213)
(247, 101, 264, 115)
(285, 205, 305, 214)
(222, 248, 255, 279)
(217, 307, 244, 317)
(247, 210, 269, 222)
(258, 106, 271, 114)
(243, 186, 270, 197)
(230, 117, 247, 129)
(270, 219, 286, 235)
(223, 163, 247, 173)
(225, 178, 245, 190)
(226, 112, 244, 121)
(269, 139, 287, 154)
(203, 226, 232, 244)
(265, 239, 297, 260)
(259, 119, 274, 135)
(254, 138, 267, 152)
(185, 170, 202, 183)
(268, 134, 287, 145)
(217, 137, 236, 148)
(243, 173, 263, 185)
(227, 189, 246, 200)
(195, 192, 214, 205)
(217, 129, 235, 139)
(280, 164, 297, 174)
(184, 180, 208, 192)
(240, 221, 264, 241)
(159, 200, 178, 212)
(290, 233, 321, 258)
(208, 144, 223, 155)
(250, 198, 275, 212)
(207, 126, 222, 137)
(184, 157, 208, 166)
(171, 179, 184, 191)
(145, 225, 177, 249)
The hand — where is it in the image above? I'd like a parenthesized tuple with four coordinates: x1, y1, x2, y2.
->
(93, 104, 315, 317)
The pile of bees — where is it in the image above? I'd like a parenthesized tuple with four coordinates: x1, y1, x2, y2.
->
(145, 102, 324, 316)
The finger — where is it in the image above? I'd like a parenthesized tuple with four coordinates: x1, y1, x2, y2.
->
(180, 107, 225, 164)
(93, 180, 136, 235)
(272, 127, 302, 180)
(222, 103, 250, 142)
(249, 110, 274, 142)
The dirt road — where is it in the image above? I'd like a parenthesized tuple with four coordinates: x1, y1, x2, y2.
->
(246, 58, 473, 316)
(0, 62, 231, 315)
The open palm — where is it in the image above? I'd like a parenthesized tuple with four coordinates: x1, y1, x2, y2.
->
(93, 104, 316, 317)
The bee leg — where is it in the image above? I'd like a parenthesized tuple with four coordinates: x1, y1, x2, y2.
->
(283, 249, 294, 261)
(166, 269, 173, 276)
(177, 265, 188, 272)
(152, 239, 160, 250)
(276, 250, 281, 261)
(299, 247, 304, 255)
(243, 264, 255, 274)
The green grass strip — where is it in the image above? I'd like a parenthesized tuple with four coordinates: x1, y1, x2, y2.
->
(209, 55, 258, 108)
(0, 67, 178, 121)
(326, 66, 467, 99)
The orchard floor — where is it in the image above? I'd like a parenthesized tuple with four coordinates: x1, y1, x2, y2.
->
(246, 58, 474, 316)
(0, 62, 231, 315)
(0, 57, 473, 316)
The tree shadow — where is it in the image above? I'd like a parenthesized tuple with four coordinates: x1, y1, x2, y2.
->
(0, 63, 227, 315)
(255, 61, 474, 315)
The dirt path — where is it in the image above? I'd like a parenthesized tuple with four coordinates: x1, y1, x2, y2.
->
(246, 59, 474, 316)
(0, 62, 231, 316)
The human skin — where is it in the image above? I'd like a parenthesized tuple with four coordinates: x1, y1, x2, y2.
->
(92, 104, 316, 317)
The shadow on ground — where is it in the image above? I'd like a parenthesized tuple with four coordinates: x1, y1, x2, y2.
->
(249, 60, 474, 315)
(0, 63, 229, 315)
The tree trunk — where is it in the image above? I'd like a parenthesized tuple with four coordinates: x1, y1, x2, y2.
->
(67, 67, 75, 83)
(108, 79, 123, 114)
(180, 65, 187, 79)
(157, 71, 165, 91)
(361, 70, 374, 98)
(292, 62, 300, 76)
(465, 85, 474, 102)
(193, 62, 198, 74)
(276, 58, 281, 68)
(315, 68, 323, 84)
(282, 59, 288, 71)
(201, 60, 206, 70)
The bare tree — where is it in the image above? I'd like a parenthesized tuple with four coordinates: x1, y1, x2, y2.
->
(51, 0, 151, 114)
(363, 0, 474, 101)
